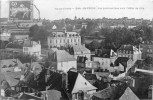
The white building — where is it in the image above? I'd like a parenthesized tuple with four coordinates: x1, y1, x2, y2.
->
(23, 40, 41, 57)
(93, 49, 117, 72)
(117, 44, 142, 63)
(72, 73, 97, 100)
(0, 30, 10, 41)
(72, 44, 91, 61)
(47, 31, 81, 48)
(52, 50, 77, 73)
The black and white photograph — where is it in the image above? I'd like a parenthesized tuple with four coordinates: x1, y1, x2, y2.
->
(0, 0, 153, 100)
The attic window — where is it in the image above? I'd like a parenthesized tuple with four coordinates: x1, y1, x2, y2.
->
(85, 82, 87, 85)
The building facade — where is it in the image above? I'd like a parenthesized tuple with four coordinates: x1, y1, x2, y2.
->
(23, 40, 41, 57)
(72, 44, 91, 61)
(51, 50, 77, 73)
(140, 42, 153, 58)
(0, 30, 10, 41)
(92, 49, 117, 72)
(117, 45, 142, 63)
(47, 31, 81, 48)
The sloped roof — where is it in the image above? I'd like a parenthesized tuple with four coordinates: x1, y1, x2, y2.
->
(47, 71, 62, 91)
(19, 93, 42, 100)
(23, 39, 32, 47)
(56, 50, 76, 62)
(2, 71, 22, 87)
(72, 73, 97, 93)
(73, 44, 90, 53)
(84, 73, 97, 80)
(73, 24, 82, 29)
(95, 49, 112, 58)
(67, 71, 78, 93)
(0, 59, 22, 69)
(0, 72, 5, 83)
(47, 90, 62, 100)
(23, 40, 39, 47)
(119, 87, 139, 100)
(11, 33, 28, 36)
(0, 18, 8, 22)
(118, 44, 137, 52)
(114, 57, 129, 67)
(93, 86, 115, 99)
(67, 31, 78, 35)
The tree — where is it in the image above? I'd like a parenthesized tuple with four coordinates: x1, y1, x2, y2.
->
(86, 40, 101, 51)
(144, 56, 153, 65)
(29, 25, 49, 45)
(29, 24, 39, 37)
(15, 53, 38, 63)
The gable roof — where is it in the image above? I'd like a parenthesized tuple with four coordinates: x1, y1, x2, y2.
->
(72, 73, 97, 93)
(56, 50, 76, 62)
(67, 71, 78, 93)
(119, 87, 139, 100)
(73, 44, 90, 53)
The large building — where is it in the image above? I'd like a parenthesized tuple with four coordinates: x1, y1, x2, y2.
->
(93, 49, 117, 72)
(71, 44, 91, 60)
(47, 31, 81, 48)
(51, 50, 77, 73)
(117, 44, 142, 63)
(140, 42, 153, 58)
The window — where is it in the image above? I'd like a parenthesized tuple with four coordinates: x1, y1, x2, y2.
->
(75, 93, 77, 99)
(56, 40, 57, 43)
(24, 48, 28, 51)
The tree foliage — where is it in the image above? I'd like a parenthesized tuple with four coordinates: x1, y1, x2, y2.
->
(29, 25, 49, 44)
(15, 53, 38, 63)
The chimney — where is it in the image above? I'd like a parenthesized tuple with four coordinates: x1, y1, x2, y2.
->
(82, 44, 85, 47)
(92, 68, 94, 74)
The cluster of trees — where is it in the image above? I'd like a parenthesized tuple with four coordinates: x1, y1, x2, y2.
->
(84, 25, 153, 51)
(29, 25, 50, 47)
(15, 53, 38, 63)
(0, 40, 9, 49)
(30, 18, 153, 51)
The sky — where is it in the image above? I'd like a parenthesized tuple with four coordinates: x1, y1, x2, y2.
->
(1, 0, 153, 20)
